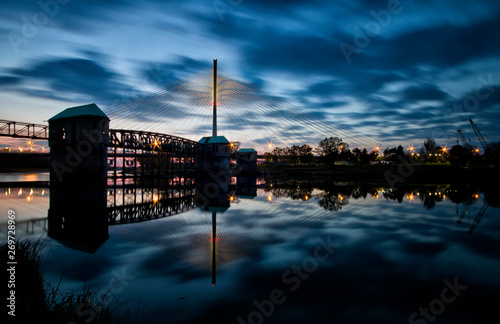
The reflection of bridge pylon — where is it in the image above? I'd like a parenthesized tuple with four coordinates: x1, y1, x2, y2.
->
(212, 211, 217, 286)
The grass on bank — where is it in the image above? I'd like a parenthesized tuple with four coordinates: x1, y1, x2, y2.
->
(1, 238, 137, 324)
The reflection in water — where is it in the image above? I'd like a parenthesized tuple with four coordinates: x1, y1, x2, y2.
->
(262, 180, 491, 210)
(1, 175, 499, 323)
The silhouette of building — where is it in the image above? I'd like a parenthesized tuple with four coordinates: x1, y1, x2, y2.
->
(48, 103, 110, 252)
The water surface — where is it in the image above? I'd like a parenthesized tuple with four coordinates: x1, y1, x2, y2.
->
(1, 178, 499, 323)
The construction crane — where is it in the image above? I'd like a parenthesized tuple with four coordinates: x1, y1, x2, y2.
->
(456, 129, 470, 147)
(469, 119, 488, 150)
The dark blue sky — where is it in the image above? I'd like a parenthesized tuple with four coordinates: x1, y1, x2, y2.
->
(1, 0, 499, 149)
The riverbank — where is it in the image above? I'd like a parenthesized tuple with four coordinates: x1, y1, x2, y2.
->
(0, 153, 49, 171)
(1, 239, 120, 324)
(261, 163, 499, 185)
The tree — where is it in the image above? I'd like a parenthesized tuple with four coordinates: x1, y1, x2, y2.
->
(288, 145, 300, 165)
(449, 145, 473, 167)
(359, 148, 376, 165)
(423, 138, 437, 154)
(272, 147, 286, 163)
(316, 137, 348, 166)
(352, 148, 361, 166)
(297, 144, 313, 164)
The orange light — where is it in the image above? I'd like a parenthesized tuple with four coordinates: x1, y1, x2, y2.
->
(304, 195, 309, 200)
(267, 195, 272, 202)
(474, 194, 479, 199)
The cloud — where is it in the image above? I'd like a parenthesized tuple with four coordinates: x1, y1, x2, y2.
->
(402, 85, 449, 101)
(0, 56, 133, 104)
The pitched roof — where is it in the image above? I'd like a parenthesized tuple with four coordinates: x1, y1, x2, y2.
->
(198, 136, 230, 144)
(49, 103, 109, 121)
(237, 148, 257, 153)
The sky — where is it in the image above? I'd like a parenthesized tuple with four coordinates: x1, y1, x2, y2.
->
(1, 0, 499, 151)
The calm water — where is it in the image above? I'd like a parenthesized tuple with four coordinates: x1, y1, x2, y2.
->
(1, 173, 499, 324)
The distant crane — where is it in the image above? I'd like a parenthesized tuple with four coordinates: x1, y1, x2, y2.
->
(469, 119, 488, 150)
(456, 129, 471, 147)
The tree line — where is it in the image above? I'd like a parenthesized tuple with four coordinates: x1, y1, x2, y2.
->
(263, 136, 500, 168)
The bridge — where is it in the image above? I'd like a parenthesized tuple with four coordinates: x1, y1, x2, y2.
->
(0, 119, 49, 140)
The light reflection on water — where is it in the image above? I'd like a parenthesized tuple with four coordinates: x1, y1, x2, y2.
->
(0, 180, 499, 323)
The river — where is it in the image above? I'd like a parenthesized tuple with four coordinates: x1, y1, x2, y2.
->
(0, 172, 499, 323)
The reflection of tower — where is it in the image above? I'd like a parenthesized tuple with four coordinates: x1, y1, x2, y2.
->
(195, 174, 230, 285)
(212, 211, 216, 286)
(47, 104, 110, 253)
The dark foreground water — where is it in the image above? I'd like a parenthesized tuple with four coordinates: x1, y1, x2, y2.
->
(1, 175, 499, 324)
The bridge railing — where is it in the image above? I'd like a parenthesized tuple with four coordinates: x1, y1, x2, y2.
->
(108, 129, 197, 150)
(0, 119, 49, 139)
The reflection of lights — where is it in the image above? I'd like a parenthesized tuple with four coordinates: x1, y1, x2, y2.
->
(443, 195, 446, 200)
(27, 195, 32, 202)
(267, 195, 272, 202)
(18, 188, 22, 196)
(30, 188, 33, 195)
(42, 189, 45, 196)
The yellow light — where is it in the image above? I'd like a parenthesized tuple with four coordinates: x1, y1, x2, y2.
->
(18, 188, 22, 196)
(42, 189, 45, 196)
(305, 195, 309, 200)
(267, 195, 272, 202)
(475, 194, 479, 199)
(230, 196, 234, 201)
(153, 193, 159, 203)
(30, 188, 33, 195)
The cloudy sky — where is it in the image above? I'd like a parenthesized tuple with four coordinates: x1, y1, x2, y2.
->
(1, 0, 499, 150)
